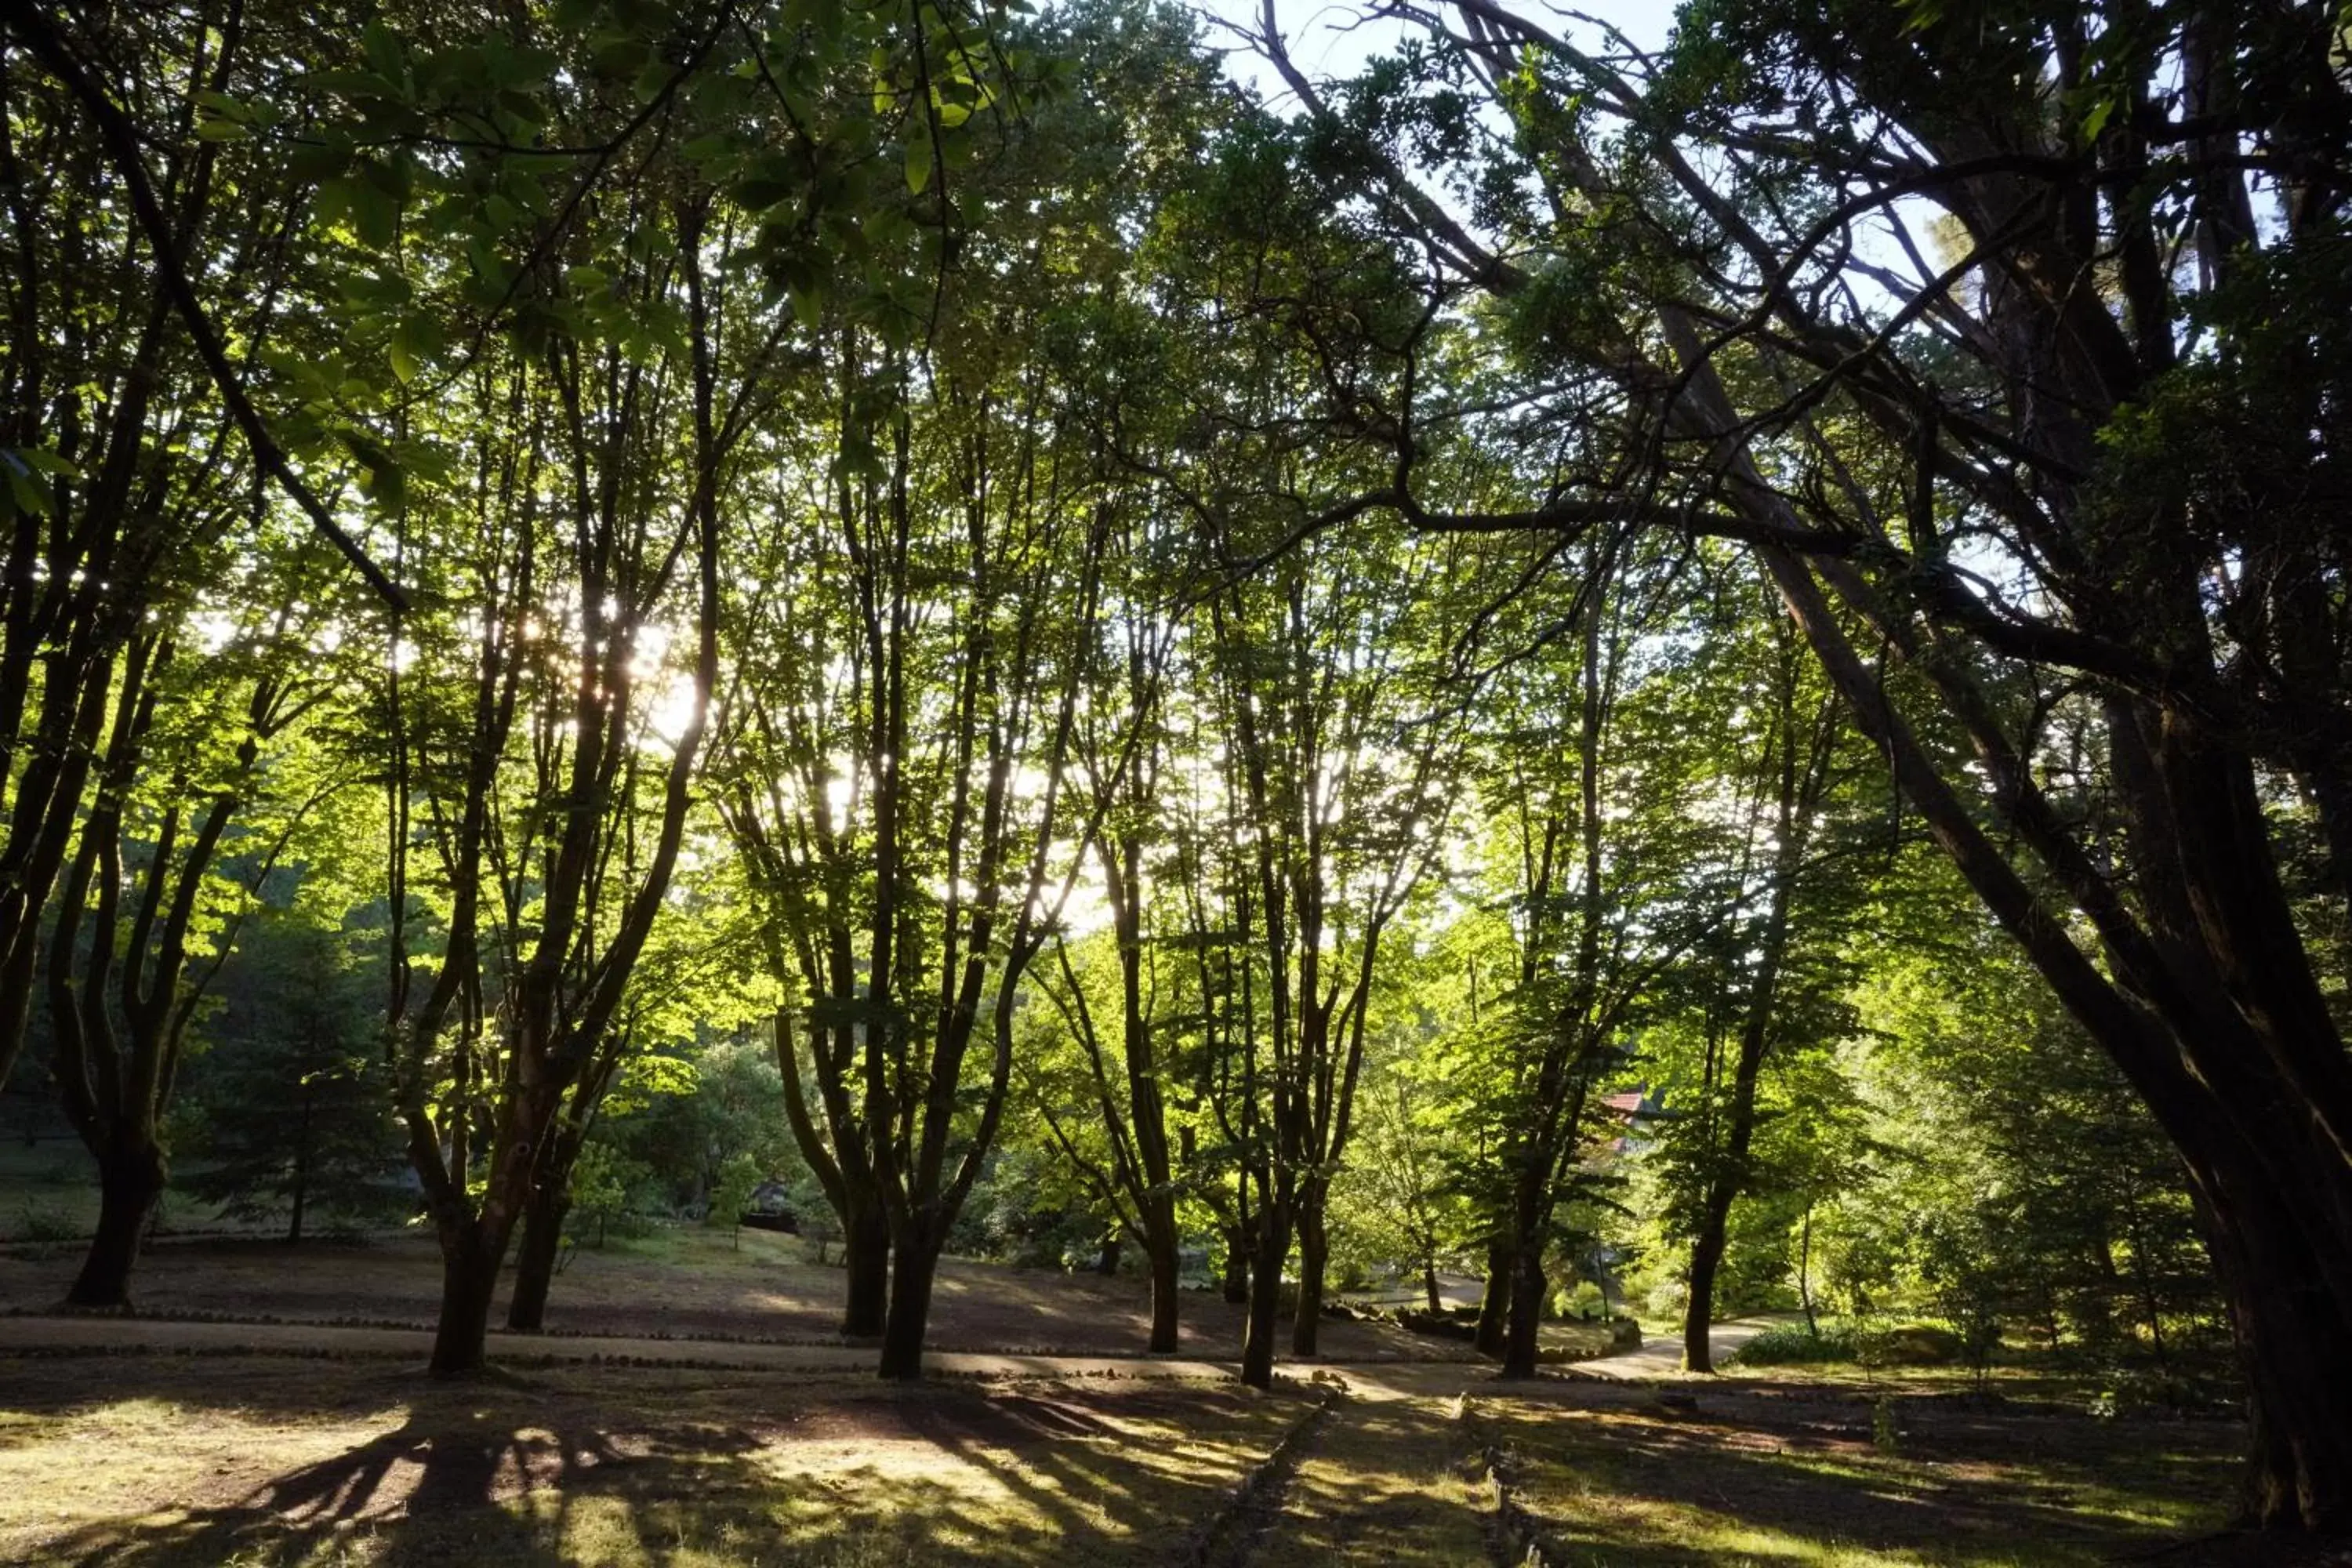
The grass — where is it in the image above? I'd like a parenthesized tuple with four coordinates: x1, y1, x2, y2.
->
(0, 1345, 2268, 1567)
(1478, 1384, 2239, 1567)
(1241, 1393, 1492, 1566)
(0, 1140, 303, 1247)
(0, 1356, 1302, 1566)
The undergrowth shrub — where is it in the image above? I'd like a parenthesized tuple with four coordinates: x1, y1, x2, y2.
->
(1730, 1320, 1858, 1365)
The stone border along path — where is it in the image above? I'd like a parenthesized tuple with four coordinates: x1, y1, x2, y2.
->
(0, 1308, 1784, 1383)
(1458, 1393, 1573, 1568)
(1181, 1377, 1348, 1568)
(0, 1313, 1246, 1380)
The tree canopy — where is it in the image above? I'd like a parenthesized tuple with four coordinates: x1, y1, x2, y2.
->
(3, 0, 2345, 1535)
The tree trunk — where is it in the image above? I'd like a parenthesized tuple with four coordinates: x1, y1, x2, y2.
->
(1221, 1226, 1250, 1305)
(1475, 1239, 1509, 1357)
(1501, 1241, 1547, 1380)
(1096, 1235, 1121, 1276)
(287, 1079, 313, 1247)
(430, 1231, 501, 1377)
(877, 1237, 939, 1380)
(1682, 1202, 1732, 1373)
(1290, 1194, 1327, 1358)
(1240, 1190, 1291, 1390)
(1143, 1210, 1181, 1353)
(842, 1203, 890, 1339)
(1423, 1258, 1442, 1315)
(67, 1138, 165, 1308)
(506, 1185, 571, 1333)
(2187, 1144, 2352, 1532)
(1798, 1204, 1818, 1339)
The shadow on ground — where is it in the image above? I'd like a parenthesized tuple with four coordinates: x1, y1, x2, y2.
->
(1477, 1382, 2306, 1567)
(2, 1356, 1301, 1567)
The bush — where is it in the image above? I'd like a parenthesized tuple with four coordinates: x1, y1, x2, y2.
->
(1882, 1324, 1965, 1366)
(12, 1202, 81, 1246)
(1731, 1318, 1968, 1368)
(1554, 1280, 1607, 1321)
(1730, 1320, 1859, 1366)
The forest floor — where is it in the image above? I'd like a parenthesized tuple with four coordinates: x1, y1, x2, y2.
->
(0, 1225, 1498, 1360)
(0, 1225, 2321, 1567)
(0, 1345, 2287, 1567)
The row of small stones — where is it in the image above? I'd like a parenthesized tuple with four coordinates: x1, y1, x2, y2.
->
(1454, 1396, 1570, 1568)
(0, 1304, 1240, 1360)
(0, 1340, 1200, 1382)
(1178, 1377, 1347, 1568)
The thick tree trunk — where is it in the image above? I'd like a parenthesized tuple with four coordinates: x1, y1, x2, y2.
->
(67, 1138, 165, 1308)
(1424, 1258, 1442, 1315)
(1096, 1235, 1121, 1276)
(1501, 1241, 1548, 1380)
(2187, 1140, 2352, 1532)
(1290, 1195, 1327, 1359)
(1763, 537, 2352, 1530)
(877, 1239, 940, 1380)
(430, 1232, 501, 1377)
(1240, 1191, 1292, 1390)
(506, 1185, 571, 1333)
(1475, 1239, 1509, 1357)
(842, 1204, 890, 1339)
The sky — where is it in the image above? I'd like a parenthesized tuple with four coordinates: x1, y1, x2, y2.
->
(1191, 0, 1682, 105)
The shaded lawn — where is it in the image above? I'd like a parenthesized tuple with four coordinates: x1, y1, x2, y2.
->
(0, 1352, 2294, 1568)
(0, 1356, 1306, 1566)
(1479, 1381, 2252, 1566)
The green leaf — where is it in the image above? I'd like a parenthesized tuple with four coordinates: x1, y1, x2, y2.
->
(362, 20, 405, 79)
(322, 176, 399, 248)
(390, 314, 445, 383)
(14, 447, 78, 478)
(2079, 95, 2117, 144)
(733, 150, 807, 213)
(790, 281, 824, 330)
(194, 115, 252, 143)
(342, 430, 404, 510)
(307, 69, 401, 102)
(905, 132, 931, 194)
(3, 468, 50, 517)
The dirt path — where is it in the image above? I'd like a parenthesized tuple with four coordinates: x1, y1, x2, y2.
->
(0, 1312, 1246, 1381)
(1, 1309, 1769, 1391)
(1564, 1314, 1784, 1379)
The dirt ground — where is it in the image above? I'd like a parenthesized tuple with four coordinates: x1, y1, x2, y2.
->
(0, 1356, 1305, 1566)
(0, 1225, 1480, 1362)
(0, 1351, 2294, 1567)
(1, 1225, 2324, 1566)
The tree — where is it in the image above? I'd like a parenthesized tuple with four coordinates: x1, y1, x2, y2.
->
(0, 0, 373, 1100)
(1254, 0, 2352, 1526)
(1658, 608, 1853, 1371)
(176, 913, 406, 1243)
(46, 599, 343, 1304)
